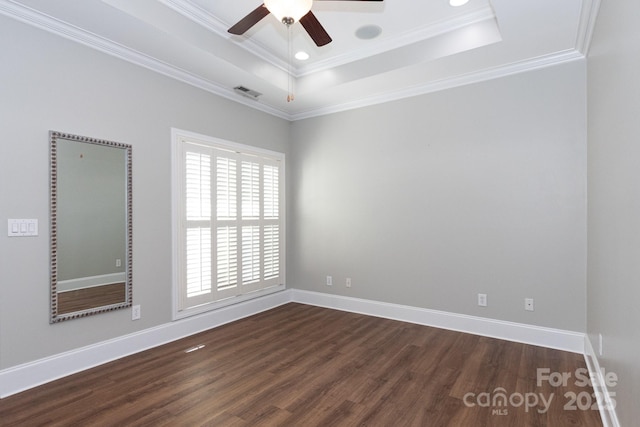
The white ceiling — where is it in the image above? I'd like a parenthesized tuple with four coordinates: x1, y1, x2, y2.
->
(1, 0, 599, 120)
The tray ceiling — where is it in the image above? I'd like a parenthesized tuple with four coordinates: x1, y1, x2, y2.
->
(0, 0, 600, 120)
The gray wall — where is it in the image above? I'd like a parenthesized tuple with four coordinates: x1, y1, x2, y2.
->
(587, 1, 640, 425)
(289, 60, 587, 331)
(0, 16, 289, 369)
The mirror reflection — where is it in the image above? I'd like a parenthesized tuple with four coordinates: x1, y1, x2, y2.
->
(50, 131, 132, 322)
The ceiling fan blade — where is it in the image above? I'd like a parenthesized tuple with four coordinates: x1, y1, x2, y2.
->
(299, 11, 332, 47)
(228, 4, 270, 35)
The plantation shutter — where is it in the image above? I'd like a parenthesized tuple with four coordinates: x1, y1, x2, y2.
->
(263, 163, 280, 282)
(183, 146, 213, 308)
(177, 137, 284, 313)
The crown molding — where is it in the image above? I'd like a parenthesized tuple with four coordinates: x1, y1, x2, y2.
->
(0, 0, 290, 120)
(291, 49, 585, 120)
(575, 0, 601, 55)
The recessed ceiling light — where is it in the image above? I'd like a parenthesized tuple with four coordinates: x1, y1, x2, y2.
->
(295, 51, 310, 61)
(449, 0, 470, 6)
(355, 25, 382, 40)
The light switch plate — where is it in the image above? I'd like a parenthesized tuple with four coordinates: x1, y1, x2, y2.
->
(8, 219, 38, 237)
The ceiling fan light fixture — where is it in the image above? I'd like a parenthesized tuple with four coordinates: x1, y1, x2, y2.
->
(264, 0, 313, 24)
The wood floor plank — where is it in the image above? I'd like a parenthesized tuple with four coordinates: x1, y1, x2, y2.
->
(0, 303, 603, 426)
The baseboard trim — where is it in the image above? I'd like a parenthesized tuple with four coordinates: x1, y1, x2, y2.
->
(1, 288, 587, 399)
(0, 290, 292, 398)
(290, 290, 585, 353)
(584, 336, 620, 427)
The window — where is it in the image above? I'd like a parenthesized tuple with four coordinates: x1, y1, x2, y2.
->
(172, 129, 285, 318)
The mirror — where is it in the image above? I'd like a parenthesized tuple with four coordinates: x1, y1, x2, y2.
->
(50, 131, 132, 323)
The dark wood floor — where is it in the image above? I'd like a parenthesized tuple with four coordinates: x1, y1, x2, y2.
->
(0, 303, 602, 426)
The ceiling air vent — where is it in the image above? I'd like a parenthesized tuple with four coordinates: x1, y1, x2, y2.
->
(233, 85, 262, 100)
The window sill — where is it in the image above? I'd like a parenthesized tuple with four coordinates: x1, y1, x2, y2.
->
(173, 284, 286, 321)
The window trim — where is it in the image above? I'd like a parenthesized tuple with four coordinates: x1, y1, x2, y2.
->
(171, 128, 286, 320)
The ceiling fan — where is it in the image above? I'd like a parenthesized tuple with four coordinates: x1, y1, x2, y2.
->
(228, 0, 384, 47)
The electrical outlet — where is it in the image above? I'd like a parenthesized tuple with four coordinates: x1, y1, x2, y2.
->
(346, 278, 352, 288)
(326, 276, 333, 286)
(478, 293, 487, 307)
(525, 298, 534, 311)
(116, 258, 122, 267)
(132, 305, 141, 320)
